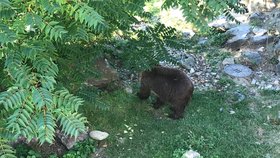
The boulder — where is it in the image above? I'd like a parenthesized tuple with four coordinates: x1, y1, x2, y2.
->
(56, 129, 89, 150)
(85, 58, 119, 89)
(89, 130, 109, 141)
(182, 150, 201, 158)
(224, 64, 252, 78)
(222, 57, 235, 65)
(241, 51, 262, 66)
(250, 35, 275, 47)
(224, 24, 250, 50)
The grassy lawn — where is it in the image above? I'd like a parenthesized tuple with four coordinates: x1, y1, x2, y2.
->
(81, 88, 280, 158)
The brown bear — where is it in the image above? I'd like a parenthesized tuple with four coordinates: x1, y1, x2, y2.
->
(137, 66, 194, 119)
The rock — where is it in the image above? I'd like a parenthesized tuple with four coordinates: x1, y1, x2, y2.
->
(56, 129, 88, 150)
(224, 64, 252, 78)
(198, 37, 208, 45)
(276, 63, 280, 75)
(233, 91, 246, 102)
(182, 29, 195, 39)
(247, 0, 277, 12)
(180, 55, 196, 70)
(225, 24, 251, 50)
(242, 51, 262, 66)
(275, 40, 280, 54)
(226, 24, 250, 37)
(251, 79, 257, 85)
(89, 130, 109, 141)
(249, 12, 267, 23)
(224, 37, 248, 51)
(182, 150, 201, 158)
(125, 86, 133, 94)
(189, 68, 195, 74)
(222, 57, 235, 65)
(250, 35, 275, 47)
(252, 27, 267, 36)
(85, 58, 119, 89)
(208, 15, 228, 29)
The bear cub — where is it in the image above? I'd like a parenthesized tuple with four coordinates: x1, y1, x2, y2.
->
(137, 66, 194, 119)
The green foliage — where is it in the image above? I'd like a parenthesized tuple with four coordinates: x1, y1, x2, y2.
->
(162, 0, 247, 30)
(0, 138, 16, 158)
(0, 0, 249, 156)
(62, 139, 96, 158)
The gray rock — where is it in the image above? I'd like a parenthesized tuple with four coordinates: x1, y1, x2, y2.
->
(252, 27, 267, 36)
(182, 29, 195, 39)
(276, 63, 280, 75)
(224, 64, 252, 78)
(198, 37, 208, 45)
(89, 130, 109, 141)
(226, 24, 250, 37)
(242, 51, 262, 65)
(224, 37, 248, 51)
(56, 129, 88, 150)
(251, 79, 257, 85)
(180, 55, 196, 70)
(222, 57, 235, 65)
(182, 150, 201, 158)
(225, 24, 250, 50)
(85, 58, 119, 88)
(251, 35, 275, 46)
(249, 12, 267, 22)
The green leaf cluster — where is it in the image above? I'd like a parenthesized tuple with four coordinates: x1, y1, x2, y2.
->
(0, 0, 248, 156)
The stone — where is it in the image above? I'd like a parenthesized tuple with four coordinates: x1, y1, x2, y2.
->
(276, 63, 280, 75)
(224, 64, 252, 78)
(56, 129, 89, 150)
(252, 27, 267, 36)
(180, 55, 196, 70)
(222, 57, 235, 65)
(249, 12, 267, 22)
(182, 29, 195, 39)
(198, 37, 208, 45)
(224, 37, 248, 51)
(251, 79, 257, 85)
(190, 68, 195, 74)
(242, 51, 262, 65)
(182, 150, 201, 158)
(250, 35, 275, 46)
(226, 24, 250, 37)
(85, 58, 119, 89)
(89, 130, 109, 141)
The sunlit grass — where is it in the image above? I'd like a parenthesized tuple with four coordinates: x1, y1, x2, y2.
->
(81, 88, 280, 157)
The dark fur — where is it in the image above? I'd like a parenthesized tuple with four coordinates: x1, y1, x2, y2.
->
(137, 66, 194, 119)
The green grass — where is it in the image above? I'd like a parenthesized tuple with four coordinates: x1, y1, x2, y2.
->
(81, 89, 280, 158)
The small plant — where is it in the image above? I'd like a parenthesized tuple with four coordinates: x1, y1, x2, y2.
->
(217, 76, 235, 87)
(172, 148, 185, 158)
(62, 139, 96, 158)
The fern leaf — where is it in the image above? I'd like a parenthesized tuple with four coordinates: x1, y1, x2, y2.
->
(56, 110, 87, 139)
(74, 3, 105, 29)
(53, 89, 84, 111)
(0, 138, 16, 158)
(32, 87, 53, 109)
(0, 88, 27, 110)
(0, 0, 11, 7)
(0, 23, 16, 46)
(37, 111, 55, 144)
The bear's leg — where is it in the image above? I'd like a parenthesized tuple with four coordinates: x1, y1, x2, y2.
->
(168, 104, 185, 119)
(153, 97, 164, 109)
(169, 96, 191, 119)
(137, 84, 151, 100)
